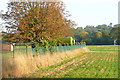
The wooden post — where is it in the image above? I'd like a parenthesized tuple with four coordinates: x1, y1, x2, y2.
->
(11, 44, 13, 51)
(25, 43, 28, 56)
(12, 43, 15, 58)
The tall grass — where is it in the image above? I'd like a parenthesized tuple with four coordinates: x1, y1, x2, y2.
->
(2, 47, 89, 78)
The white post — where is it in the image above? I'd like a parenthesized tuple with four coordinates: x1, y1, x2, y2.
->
(114, 40, 117, 45)
(11, 44, 14, 51)
(11, 43, 15, 58)
(73, 40, 75, 45)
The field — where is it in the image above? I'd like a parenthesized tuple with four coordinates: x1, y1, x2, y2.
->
(25, 45, 118, 78)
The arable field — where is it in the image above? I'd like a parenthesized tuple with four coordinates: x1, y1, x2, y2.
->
(26, 45, 118, 78)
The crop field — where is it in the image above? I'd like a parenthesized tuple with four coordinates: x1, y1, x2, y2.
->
(25, 45, 118, 78)
(87, 45, 119, 52)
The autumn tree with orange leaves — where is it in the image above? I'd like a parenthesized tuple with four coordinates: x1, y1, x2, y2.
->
(2, 1, 73, 46)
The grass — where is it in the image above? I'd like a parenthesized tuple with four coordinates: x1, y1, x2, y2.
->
(87, 45, 119, 52)
(2, 45, 118, 78)
(25, 45, 118, 78)
(2, 47, 88, 78)
(26, 52, 86, 78)
(61, 52, 118, 78)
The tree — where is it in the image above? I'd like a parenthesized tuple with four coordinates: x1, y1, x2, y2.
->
(72, 27, 84, 42)
(84, 25, 97, 35)
(110, 24, 120, 45)
(91, 31, 102, 44)
(96, 24, 111, 31)
(72, 24, 119, 45)
(2, 1, 72, 45)
(93, 31, 102, 39)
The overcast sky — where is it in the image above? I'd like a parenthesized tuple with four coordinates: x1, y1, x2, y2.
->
(0, 0, 119, 29)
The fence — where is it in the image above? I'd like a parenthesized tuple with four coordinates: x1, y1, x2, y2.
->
(0, 43, 11, 53)
(2, 44, 86, 57)
(13, 44, 86, 54)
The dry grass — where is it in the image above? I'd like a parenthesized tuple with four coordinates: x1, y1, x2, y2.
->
(2, 47, 89, 78)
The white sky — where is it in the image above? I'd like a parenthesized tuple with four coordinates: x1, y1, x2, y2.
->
(0, 0, 119, 29)
(63, 0, 119, 28)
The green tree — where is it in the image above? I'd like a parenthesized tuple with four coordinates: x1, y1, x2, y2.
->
(96, 24, 110, 30)
(84, 25, 97, 35)
(110, 24, 120, 45)
(91, 31, 102, 44)
(73, 27, 85, 42)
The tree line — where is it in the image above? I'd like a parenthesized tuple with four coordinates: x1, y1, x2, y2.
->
(71, 23, 120, 45)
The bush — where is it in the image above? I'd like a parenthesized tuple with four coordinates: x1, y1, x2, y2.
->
(56, 37, 74, 45)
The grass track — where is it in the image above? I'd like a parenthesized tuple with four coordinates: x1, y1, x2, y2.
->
(26, 45, 118, 78)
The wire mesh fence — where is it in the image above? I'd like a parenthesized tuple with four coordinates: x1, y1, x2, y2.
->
(12, 44, 86, 54)
(2, 44, 86, 57)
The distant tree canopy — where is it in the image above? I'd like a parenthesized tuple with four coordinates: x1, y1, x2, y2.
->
(72, 24, 120, 45)
(2, 1, 74, 44)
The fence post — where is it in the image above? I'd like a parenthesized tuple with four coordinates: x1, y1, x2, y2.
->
(25, 43, 28, 56)
(26, 44, 28, 56)
(11, 44, 13, 52)
(11, 43, 15, 58)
